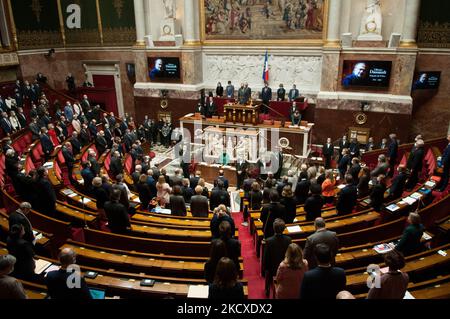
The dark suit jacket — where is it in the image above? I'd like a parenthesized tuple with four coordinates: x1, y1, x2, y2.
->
(35, 178, 56, 214)
(370, 183, 386, 211)
(304, 194, 324, 222)
(40, 134, 54, 154)
(357, 174, 370, 198)
(303, 229, 339, 269)
(209, 189, 230, 211)
(407, 147, 425, 172)
(395, 224, 425, 256)
(95, 135, 108, 155)
(322, 144, 334, 158)
(190, 195, 209, 217)
(338, 155, 351, 174)
(62, 147, 74, 168)
(263, 234, 292, 276)
(109, 157, 123, 178)
(389, 172, 407, 199)
(280, 196, 296, 224)
(300, 266, 346, 299)
(215, 176, 229, 190)
(7, 237, 35, 280)
(349, 142, 360, 158)
(261, 87, 272, 103)
(104, 201, 130, 234)
(336, 184, 357, 215)
(169, 195, 187, 216)
(136, 182, 152, 207)
(189, 176, 200, 190)
(210, 214, 235, 239)
(9, 211, 34, 244)
(70, 137, 81, 155)
(277, 88, 286, 101)
(294, 179, 310, 205)
(260, 202, 285, 238)
(46, 269, 92, 299)
(388, 139, 399, 161)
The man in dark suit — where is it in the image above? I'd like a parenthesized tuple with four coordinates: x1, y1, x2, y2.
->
(348, 138, 360, 158)
(169, 185, 187, 216)
(62, 142, 76, 185)
(303, 218, 339, 269)
(34, 168, 57, 216)
(205, 96, 217, 118)
(349, 157, 361, 184)
(387, 133, 399, 178)
(189, 171, 201, 191)
(304, 184, 324, 222)
(215, 170, 229, 190)
(300, 243, 346, 299)
(181, 178, 194, 203)
(261, 82, 272, 114)
(288, 84, 299, 102)
(322, 138, 334, 169)
(69, 132, 82, 156)
(0, 112, 13, 136)
(263, 218, 292, 296)
(260, 191, 285, 239)
(46, 248, 92, 299)
(95, 131, 108, 156)
(210, 180, 230, 211)
(80, 161, 95, 195)
(190, 186, 209, 217)
(338, 135, 350, 161)
(235, 157, 247, 190)
(79, 124, 91, 146)
(437, 135, 450, 192)
(104, 189, 131, 234)
(40, 128, 54, 162)
(406, 139, 425, 190)
(371, 154, 389, 182)
(338, 148, 351, 180)
(109, 151, 123, 178)
(16, 107, 27, 128)
(8, 202, 35, 245)
(276, 84, 286, 101)
(294, 172, 310, 205)
(216, 220, 241, 271)
(389, 165, 408, 199)
(336, 175, 358, 215)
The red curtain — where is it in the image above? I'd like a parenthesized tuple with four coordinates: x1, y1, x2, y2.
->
(91, 75, 119, 115)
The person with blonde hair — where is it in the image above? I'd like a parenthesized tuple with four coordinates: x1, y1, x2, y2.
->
(156, 175, 171, 207)
(274, 243, 308, 299)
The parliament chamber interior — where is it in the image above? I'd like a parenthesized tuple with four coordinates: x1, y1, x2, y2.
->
(0, 0, 449, 306)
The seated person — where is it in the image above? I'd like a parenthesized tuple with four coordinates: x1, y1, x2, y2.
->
(289, 102, 301, 126)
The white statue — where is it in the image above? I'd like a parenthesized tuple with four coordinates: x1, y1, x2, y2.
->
(163, 0, 175, 19)
(358, 0, 382, 41)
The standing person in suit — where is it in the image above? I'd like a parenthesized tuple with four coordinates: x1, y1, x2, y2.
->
(237, 83, 245, 104)
(216, 220, 241, 270)
(204, 239, 227, 284)
(338, 135, 350, 161)
(336, 175, 358, 215)
(389, 165, 408, 199)
(16, 107, 27, 128)
(348, 138, 360, 158)
(104, 189, 131, 234)
(387, 133, 399, 178)
(34, 167, 56, 216)
(205, 96, 217, 118)
(288, 84, 299, 102)
(260, 191, 285, 239)
(261, 82, 272, 114)
(168, 185, 187, 216)
(235, 157, 247, 190)
(365, 137, 375, 152)
(280, 186, 296, 224)
(370, 175, 387, 212)
(0, 112, 13, 136)
(243, 82, 252, 104)
(300, 243, 346, 299)
(62, 142, 76, 185)
(46, 248, 92, 300)
(395, 212, 425, 256)
(437, 135, 450, 192)
(368, 250, 409, 299)
(338, 148, 351, 180)
(136, 174, 152, 211)
(304, 184, 324, 222)
(349, 157, 361, 184)
(210, 180, 230, 211)
(216, 82, 224, 97)
(189, 171, 201, 190)
(69, 131, 82, 156)
(303, 218, 339, 269)
(276, 84, 286, 101)
(322, 138, 334, 169)
(215, 170, 229, 190)
(80, 161, 95, 195)
(8, 202, 35, 245)
(370, 154, 389, 182)
(226, 81, 235, 98)
(6, 224, 36, 281)
(95, 131, 108, 156)
(405, 139, 425, 190)
(263, 219, 292, 297)
(190, 186, 209, 217)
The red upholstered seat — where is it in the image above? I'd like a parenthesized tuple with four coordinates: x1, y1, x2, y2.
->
(25, 156, 35, 174)
(57, 148, 65, 165)
(125, 155, 132, 174)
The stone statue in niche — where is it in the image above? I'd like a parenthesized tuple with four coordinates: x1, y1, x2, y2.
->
(162, 0, 175, 19)
(357, 0, 383, 41)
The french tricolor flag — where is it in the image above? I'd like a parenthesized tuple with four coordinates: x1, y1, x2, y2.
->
(262, 50, 269, 82)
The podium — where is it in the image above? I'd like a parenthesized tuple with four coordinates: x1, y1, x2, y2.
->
(224, 103, 260, 125)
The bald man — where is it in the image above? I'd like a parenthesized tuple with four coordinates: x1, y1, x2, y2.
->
(45, 248, 92, 299)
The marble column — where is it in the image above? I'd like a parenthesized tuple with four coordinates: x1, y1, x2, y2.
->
(400, 0, 421, 47)
(325, 0, 342, 47)
(143, 0, 152, 37)
(183, 0, 201, 45)
(133, 0, 146, 45)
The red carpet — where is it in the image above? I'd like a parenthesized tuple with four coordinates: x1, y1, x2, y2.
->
(232, 211, 267, 299)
